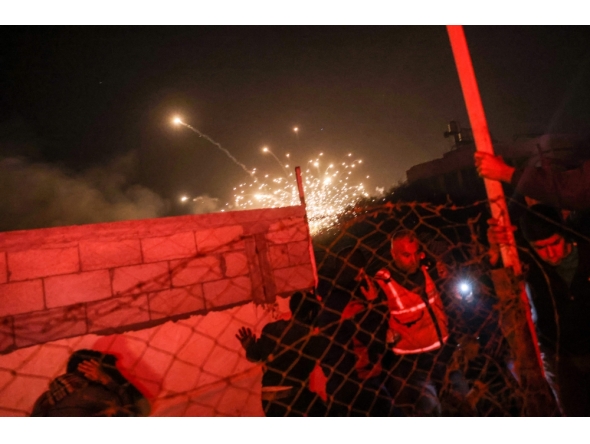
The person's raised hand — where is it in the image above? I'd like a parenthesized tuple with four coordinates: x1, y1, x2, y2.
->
(236, 327, 255, 350)
(77, 359, 113, 386)
(474, 152, 515, 183)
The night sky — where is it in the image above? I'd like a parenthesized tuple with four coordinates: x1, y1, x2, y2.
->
(2, 25, 590, 231)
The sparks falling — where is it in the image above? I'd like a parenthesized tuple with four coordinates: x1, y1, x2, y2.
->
(228, 151, 370, 234)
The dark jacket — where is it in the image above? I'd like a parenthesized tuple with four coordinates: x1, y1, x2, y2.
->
(524, 239, 590, 356)
(31, 371, 149, 416)
(245, 318, 326, 389)
(511, 159, 590, 211)
(319, 286, 389, 388)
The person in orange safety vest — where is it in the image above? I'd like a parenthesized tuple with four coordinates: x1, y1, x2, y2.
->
(375, 229, 470, 416)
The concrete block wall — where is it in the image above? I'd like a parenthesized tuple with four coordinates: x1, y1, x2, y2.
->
(0, 206, 316, 354)
(0, 299, 292, 416)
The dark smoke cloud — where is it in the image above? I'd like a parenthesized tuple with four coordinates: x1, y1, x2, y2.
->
(0, 151, 169, 232)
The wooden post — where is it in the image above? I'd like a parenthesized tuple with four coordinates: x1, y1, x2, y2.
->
(295, 166, 306, 207)
(295, 166, 318, 288)
(447, 25, 559, 415)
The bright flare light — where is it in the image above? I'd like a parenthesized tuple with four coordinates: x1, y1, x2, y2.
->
(459, 282, 471, 294)
(457, 280, 474, 302)
(172, 116, 183, 125)
(228, 152, 369, 234)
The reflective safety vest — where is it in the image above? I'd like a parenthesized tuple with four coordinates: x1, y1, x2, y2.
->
(375, 266, 449, 354)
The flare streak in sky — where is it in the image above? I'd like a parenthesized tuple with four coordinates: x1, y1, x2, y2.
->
(173, 117, 254, 177)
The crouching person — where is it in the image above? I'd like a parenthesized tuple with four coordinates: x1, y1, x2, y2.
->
(31, 349, 150, 416)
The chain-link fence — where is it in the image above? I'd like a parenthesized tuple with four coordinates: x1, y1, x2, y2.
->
(2, 197, 586, 416)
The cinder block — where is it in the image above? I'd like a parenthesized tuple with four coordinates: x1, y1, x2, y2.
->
(0, 280, 44, 317)
(87, 294, 150, 333)
(195, 225, 244, 253)
(141, 232, 197, 263)
(79, 239, 142, 271)
(287, 240, 312, 266)
(13, 305, 87, 349)
(268, 244, 290, 269)
(170, 256, 223, 287)
(7, 247, 80, 281)
(273, 265, 315, 294)
(223, 251, 250, 278)
(112, 262, 170, 296)
(0, 253, 6, 284)
(45, 270, 112, 308)
(149, 285, 206, 320)
(0, 317, 14, 353)
(203, 276, 252, 310)
(265, 219, 308, 244)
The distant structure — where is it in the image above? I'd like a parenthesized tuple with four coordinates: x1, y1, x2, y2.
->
(404, 121, 588, 201)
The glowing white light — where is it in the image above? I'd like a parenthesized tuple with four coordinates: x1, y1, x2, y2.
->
(180, 196, 189, 202)
(172, 116, 183, 125)
(262, 147, 269, 153)
(457, 280, 475, 302)
(458, 281, 472, 296)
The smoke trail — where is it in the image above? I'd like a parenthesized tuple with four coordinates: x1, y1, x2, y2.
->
(179, 122, 254, 177)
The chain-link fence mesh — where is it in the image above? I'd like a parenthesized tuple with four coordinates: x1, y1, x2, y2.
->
(1, 195, 587, 416)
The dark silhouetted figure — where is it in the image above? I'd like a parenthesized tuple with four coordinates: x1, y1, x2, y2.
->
(236, 291, 327, 416)
(318, 247, 401, 416)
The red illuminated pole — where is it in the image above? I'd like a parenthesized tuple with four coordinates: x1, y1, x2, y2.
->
(447, 26, 559, 415)
(447, 26, 520, 272)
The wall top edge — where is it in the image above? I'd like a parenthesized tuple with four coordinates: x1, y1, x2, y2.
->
(0, 206, 306, 252)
